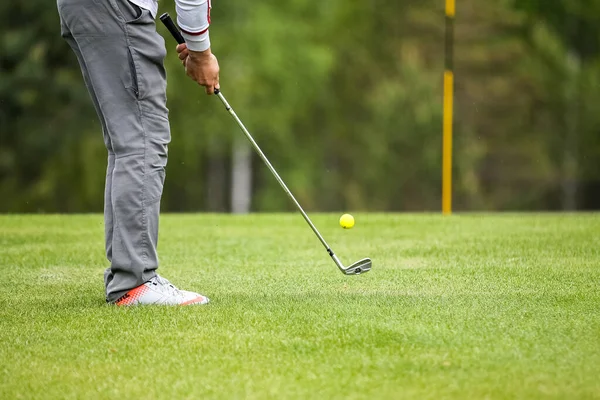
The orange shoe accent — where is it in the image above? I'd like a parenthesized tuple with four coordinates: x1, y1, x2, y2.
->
(181, 296, 207, 306)
(115, 284, 150, 306)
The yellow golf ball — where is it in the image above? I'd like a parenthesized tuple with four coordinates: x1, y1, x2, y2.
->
(339, 213, 355, 229)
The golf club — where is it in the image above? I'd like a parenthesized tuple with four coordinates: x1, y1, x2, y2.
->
(160, 13, 372, 275)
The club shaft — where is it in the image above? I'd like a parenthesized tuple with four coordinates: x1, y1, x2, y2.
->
(215, 92, 334, 254)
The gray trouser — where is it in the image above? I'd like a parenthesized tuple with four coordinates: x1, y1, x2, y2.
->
(57, 0, 170, 302)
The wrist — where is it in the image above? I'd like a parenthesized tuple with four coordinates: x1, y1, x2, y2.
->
(189, 48, 212, 60)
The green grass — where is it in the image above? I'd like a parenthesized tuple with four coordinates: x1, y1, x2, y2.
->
(1, 213, 599, 399)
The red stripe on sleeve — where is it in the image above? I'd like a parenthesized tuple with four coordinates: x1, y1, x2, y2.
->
(180, 26, 209, 36)
(207, 0, 212, 24)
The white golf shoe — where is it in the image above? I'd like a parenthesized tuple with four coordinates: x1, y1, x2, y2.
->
(114, 275, 209, 306)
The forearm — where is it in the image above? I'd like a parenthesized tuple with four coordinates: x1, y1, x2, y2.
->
(175, 0, 211, 52)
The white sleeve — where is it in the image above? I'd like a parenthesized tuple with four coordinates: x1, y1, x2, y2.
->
(175, 0, 212, 52)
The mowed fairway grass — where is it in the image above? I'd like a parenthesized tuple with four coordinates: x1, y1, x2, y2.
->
(1, 214, 599, 399)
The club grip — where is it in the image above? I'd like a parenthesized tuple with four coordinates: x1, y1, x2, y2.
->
(159, 13, 185, 44)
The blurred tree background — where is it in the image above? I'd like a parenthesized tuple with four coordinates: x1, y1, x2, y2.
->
(1, 0, 599, 213)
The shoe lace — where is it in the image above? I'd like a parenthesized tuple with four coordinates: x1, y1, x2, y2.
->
(152, 275, 184, 298)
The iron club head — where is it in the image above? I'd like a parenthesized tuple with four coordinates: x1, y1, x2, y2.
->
(342, 258, 372, 275)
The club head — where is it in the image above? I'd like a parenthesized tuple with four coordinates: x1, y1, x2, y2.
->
(343, 258, 372, 275)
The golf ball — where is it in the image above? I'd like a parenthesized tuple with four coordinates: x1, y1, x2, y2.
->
(339, 214, 355, 229)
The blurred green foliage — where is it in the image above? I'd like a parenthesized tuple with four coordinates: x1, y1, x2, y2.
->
(1, 0, 599, 212)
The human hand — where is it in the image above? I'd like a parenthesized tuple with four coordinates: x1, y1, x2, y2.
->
(177, 44, 220, 95)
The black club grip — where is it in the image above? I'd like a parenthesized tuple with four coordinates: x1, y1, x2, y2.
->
(160, 13, 185, 44)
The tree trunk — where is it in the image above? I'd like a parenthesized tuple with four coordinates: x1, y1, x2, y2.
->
(562, 51, 580, 211)
(231, 138, 252, 214)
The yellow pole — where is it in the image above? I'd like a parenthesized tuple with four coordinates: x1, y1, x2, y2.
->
(442, 0, 455, 215)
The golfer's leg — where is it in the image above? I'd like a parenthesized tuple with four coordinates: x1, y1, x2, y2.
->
(120, 0, 171, 283)
(106, 0, 171, 302)
(59, 0, 170, 302)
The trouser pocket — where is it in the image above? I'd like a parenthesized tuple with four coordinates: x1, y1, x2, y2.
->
(126, 46, 140, 97)
(109, 0, 145, 23)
